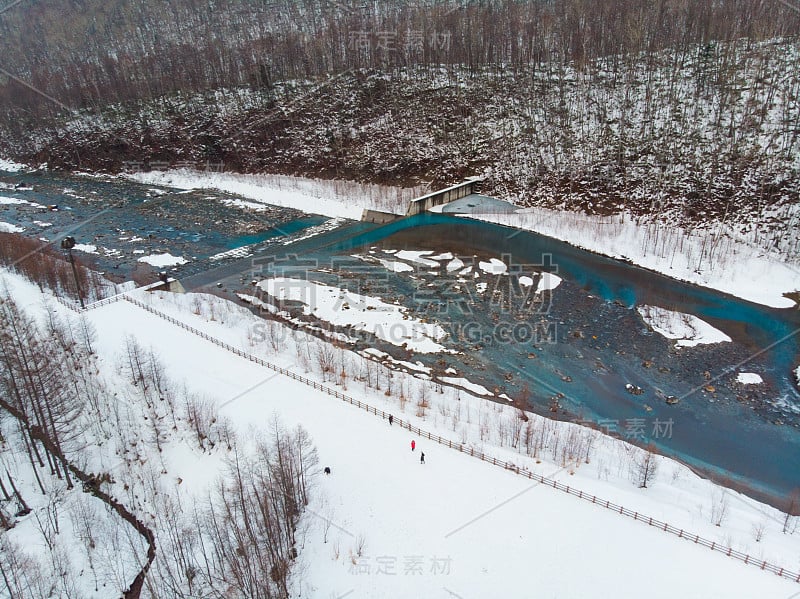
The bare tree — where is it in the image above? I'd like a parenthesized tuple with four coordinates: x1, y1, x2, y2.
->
(633, 444, 659, 489)
(710, 488, 730, 527)
(783, 488, 800, 534)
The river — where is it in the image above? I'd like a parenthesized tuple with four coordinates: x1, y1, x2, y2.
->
(1, 167, 798, 506)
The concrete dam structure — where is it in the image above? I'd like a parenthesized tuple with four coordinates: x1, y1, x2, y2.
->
(405, 178, 483, 215)
(360, 177, 485, 222)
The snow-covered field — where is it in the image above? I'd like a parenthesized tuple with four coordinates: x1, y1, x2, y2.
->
(2, 161, 799, 596)
(2, 269, 798, 598)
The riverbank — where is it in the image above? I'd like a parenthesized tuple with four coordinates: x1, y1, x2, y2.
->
(3, 160, 798, 308)
(130, 167, 800, 309)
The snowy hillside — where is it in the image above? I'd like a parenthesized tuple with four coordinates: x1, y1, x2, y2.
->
(4, 38, 800, 271)
(1, 270, 798, 598)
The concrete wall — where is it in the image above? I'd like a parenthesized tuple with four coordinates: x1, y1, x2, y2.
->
(406, 179, 481, 215)
(361, 209, 402, 224)
(149, 278, 186, 293)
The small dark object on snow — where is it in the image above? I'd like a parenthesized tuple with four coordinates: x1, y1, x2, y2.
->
(420, 452, 425, 464)
(324, 467, 331, 475)
(388, 414, 393, 425)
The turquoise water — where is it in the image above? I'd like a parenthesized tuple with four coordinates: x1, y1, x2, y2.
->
(227, 217, 326, 249)
(316, 213, 800, 502)
(0, 168, 323, 277)
(3, 166, 798, 502)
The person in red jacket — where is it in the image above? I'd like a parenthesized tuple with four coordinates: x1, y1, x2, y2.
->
(411, 440, 416, 451)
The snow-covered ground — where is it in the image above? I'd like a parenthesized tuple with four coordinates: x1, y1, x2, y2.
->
(258, 277, 448, 353)
(637, 305, 732, 348)
(0, 158, 25, 172)
(535, 272, 562, 293)
(0, 196, 42, 207)
(129, 169, 364, 219)
(136, 252, 188, 267)
(128, 169, 427, 220)
(3, 269, 797, 598)
(0, 427, 141, 598)
(475, 207, 800, 309)
(123, 168, 799, 308)
(737, 373, 764, 385)
(73, 243, 98, 254)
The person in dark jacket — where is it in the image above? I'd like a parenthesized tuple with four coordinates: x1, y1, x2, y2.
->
(388, 414, 393, 425)
(420, 452, 425, 464)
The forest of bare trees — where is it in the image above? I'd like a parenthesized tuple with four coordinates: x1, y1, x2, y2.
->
(0, 288, 319, 598)
(0, 233, 107, 304)
(1, 1, 798, 236)
(1, 0, 797, 119)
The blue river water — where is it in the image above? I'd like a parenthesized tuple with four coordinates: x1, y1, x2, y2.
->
(311, 213, 800, 504)
(1, 168, 798, 505)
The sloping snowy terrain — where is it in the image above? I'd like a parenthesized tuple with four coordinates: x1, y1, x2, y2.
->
(2, 270, 797, 598)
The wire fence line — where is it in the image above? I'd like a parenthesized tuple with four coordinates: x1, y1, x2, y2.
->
(58, 292, 800, 585)
(55, 293, 122, 312)
(53, 280, 169, 313)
